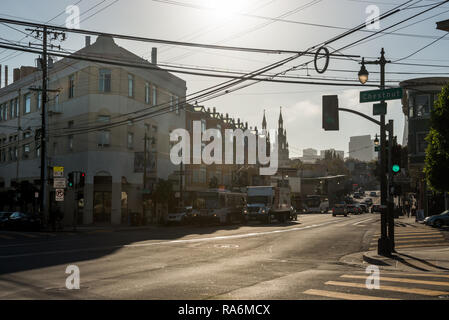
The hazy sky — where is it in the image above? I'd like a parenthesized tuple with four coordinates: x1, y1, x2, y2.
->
(1, 0, 449, 158)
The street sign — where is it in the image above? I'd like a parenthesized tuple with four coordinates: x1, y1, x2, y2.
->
(53, 177, 66, 188)
(53, 166, 64, 177)
(360, 88, 403, 103)
(55, 189, 64, 201)
(373, 102, 387, 116)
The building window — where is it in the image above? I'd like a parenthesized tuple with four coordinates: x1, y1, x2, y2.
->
(99, 69, 111, 92)
(415, 94, 430, 118)
(9, 101, 13, 119)
(0, 104, 3, 121)
(24, 94, 31, 114)
(199, 166, 206, 184)
(175, 96, 179, 114)
(68, 74, 75, 98)
(4, 104, 8, 121)
(15, 98, 19, 116)
(128, 74, 134, 97)
(54, 94, 59, 106)
(97, 131, 110, 147)
(152, 85, 157, 106)
(127, 132, 133, 149)
(68, 135, 73, 151)
(145, 82, 150, 104)
(97, 115, 110, 123)
(23, 144, 30, 158)
(23, 131, 31, 139)
(36, 92, 41, 110)
(201, 119, 206, 133)
(170, 95, 174, 112)
(416, 132, 428, 154)
(36, 145, 40, 158)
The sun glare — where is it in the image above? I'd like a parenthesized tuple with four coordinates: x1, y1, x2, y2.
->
(202, 0, 248, 19)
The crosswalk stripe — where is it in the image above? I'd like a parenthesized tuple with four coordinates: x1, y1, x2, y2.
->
(394, 243, 448, 249)
(370, 238, 445, 245)
(373, 231, 441, 236)
(325, 280, 449, 296)
(355, 271, 449, 279)
(303, 289, 399, 300)
(341, 275, 449, 287)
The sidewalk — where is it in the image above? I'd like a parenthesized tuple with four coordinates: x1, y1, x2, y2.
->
(341, 216, 449, 272)
(41, 223, 163, 233)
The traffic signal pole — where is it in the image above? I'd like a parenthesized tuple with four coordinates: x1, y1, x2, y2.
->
(387, 120, 395, 251)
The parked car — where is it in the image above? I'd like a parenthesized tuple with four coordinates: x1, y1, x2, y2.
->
(424, 210, 449, 228)
(369, 191, 377, 197)
(371, 204, 380, 213)
(0, 212, 12, 229)
(4, 212, 41, 231)
(165, 206, 193, 225)
(364, 198, 373, 206)
(332, 203, 348, 217)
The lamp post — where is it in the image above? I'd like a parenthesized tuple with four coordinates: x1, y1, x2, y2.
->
(358, 48, 392, 256)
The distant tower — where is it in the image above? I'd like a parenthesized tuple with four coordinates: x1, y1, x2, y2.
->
(262, 109, 267, 130)
(277, 107, 289, 167)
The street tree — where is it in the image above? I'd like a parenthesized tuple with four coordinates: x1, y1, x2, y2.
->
(424, 83, 449, 192)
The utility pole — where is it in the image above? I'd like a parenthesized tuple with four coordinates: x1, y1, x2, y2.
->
(387, 120, 394, 250)
(26, 26, 65, 224)
(179, 161, 183, 207)
(363, 48, 392, 256)
(143, 132, 148, 222)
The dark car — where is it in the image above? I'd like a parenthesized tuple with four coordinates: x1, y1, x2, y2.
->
(424, 210, 449, 228)
(4, 212, 42, 231)
(346, 204, 360, 215)
(371, 204, 380, 213)
(332, 203, 347, 217)
(358, 203, 368, 213)
(0, 212, 12, 229)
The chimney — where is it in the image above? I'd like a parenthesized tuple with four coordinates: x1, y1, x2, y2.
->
(85, 36, 91, 47)
(13, 68, 20, 82)
(4, 65, 8, 87)
(151, 47, 157, 65)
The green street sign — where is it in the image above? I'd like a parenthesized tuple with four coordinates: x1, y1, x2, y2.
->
(360, 88, 403, 103)
(373, 102, 387, 116)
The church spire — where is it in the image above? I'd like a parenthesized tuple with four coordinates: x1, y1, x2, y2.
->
(262, 109, 267, 130)
(278, 106, 283, 129)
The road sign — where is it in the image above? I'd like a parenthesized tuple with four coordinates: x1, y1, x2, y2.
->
(53, 177, 66, 188)
(53, 166, 64, 177)
(373, 102, 387, 116)
(55, 189, 64, 201)
(360, 88, 403, 103)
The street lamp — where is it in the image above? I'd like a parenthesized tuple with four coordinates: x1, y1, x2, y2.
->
(358, 58, 369, 84)
(374, 134, 379, 146)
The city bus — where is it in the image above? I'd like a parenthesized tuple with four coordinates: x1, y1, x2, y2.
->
(193, 189, 247, 224)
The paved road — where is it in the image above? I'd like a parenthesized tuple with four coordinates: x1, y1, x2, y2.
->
(1, 213, 448, 300)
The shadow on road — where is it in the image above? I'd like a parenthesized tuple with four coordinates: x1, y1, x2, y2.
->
(0, 220, 302, 275)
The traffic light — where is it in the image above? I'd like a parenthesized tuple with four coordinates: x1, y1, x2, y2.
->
(79, 172, 85, 188)
(68, 172, 74, 188)
(391, 141, 402, 175)
(322, 95, 339, 131)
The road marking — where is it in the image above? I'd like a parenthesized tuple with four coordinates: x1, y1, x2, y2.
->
(341, 275, 449, 287)
(355, 271, 449, 279)
(0, 220, 341, 259)
(353, 218, 375, 226)
(394, 243, 448, 249)
(303, 289, 398, 300)
(326, 280, 449, 296)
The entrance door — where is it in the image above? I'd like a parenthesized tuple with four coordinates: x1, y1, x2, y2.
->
(93, 191, 111, 223)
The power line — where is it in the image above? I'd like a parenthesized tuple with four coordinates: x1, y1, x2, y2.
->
(392, 32, 449, 62)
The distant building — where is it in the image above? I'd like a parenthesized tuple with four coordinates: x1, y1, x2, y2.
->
(320, 149, 344, 160)
(348, 135, 374, 162)
(300, 148, 321, 163)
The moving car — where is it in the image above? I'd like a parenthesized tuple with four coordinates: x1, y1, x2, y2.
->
(364, 198, 373, 206)
(4, 212, 41, 231)
(358, 203, 368, 213)
(371, 204, 380, 213)
(165, 206, 193, 225)
(332, 203, 347, 217)
(346, 204, 360, 215)
(424, 210, 449, 228)
(370, 191, 377, 197)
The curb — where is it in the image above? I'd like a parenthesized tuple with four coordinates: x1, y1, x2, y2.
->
(362, 252, 391, 266)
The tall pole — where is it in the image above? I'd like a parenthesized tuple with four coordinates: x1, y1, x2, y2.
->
(379, 48, 389, 256)
(40, 26, 47, 222)
(143, 131, 148, 222)
(179, 161, 183, 207)
(387, 120, 394, 251)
